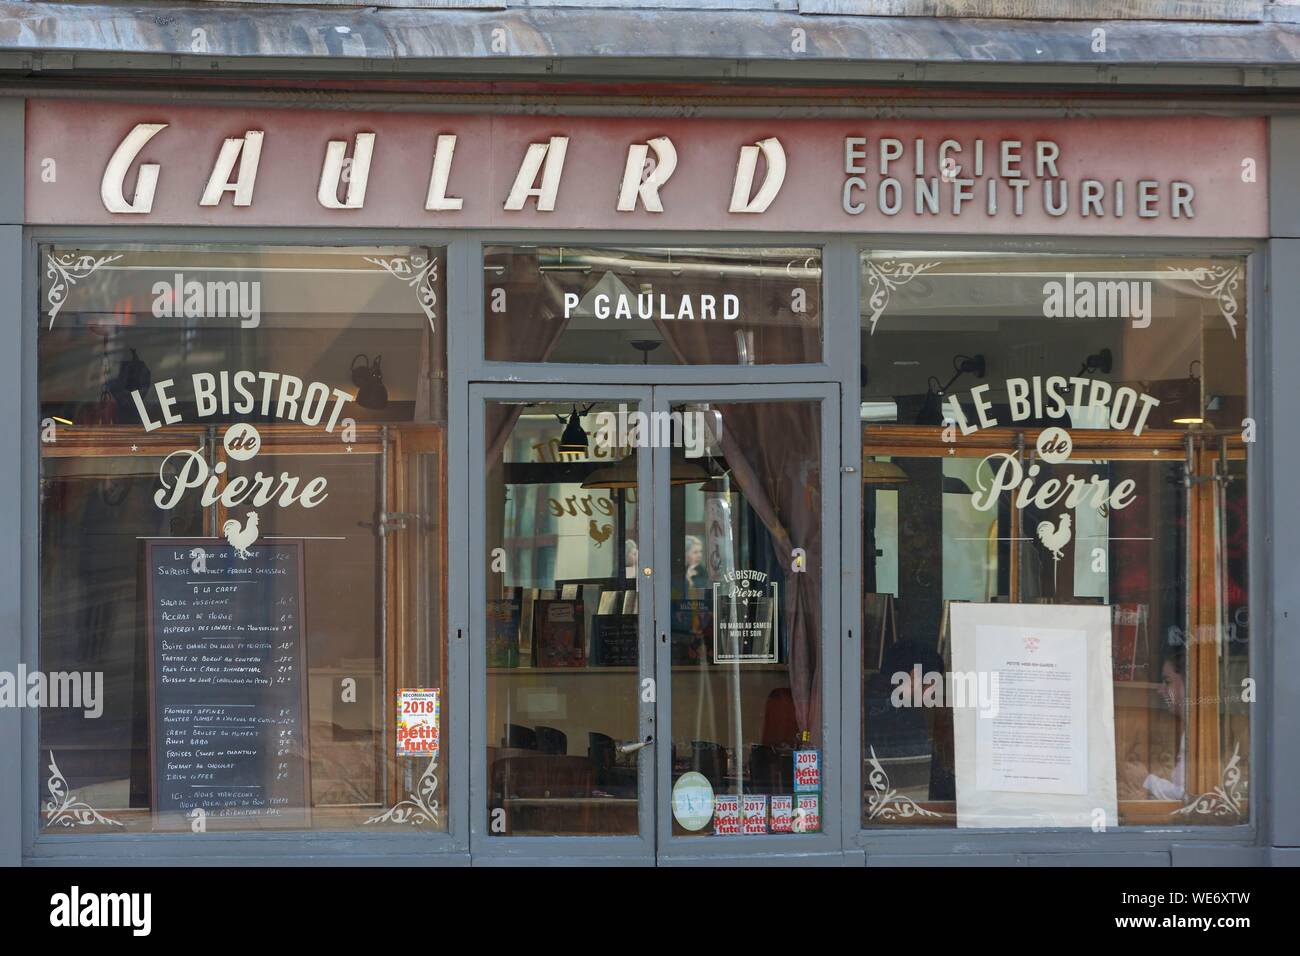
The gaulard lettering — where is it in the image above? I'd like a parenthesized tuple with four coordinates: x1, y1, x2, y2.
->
(562, 291, 740, 322)
(133, 370, 353, 557)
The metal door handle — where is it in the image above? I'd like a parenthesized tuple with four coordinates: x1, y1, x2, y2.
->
(618, 735, 654, 755)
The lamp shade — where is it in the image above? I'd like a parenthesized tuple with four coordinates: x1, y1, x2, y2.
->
(581, 447, 710, 489)
(558, 407, 590, 455)
(1164, 375, 1204, 426)
(669, 449, 711, 485)
(862, 459, 909, 484)
(351, 354, 388, 410)
(581, 450, 637, 489)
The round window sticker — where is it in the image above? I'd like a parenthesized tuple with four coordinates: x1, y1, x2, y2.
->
(671, 772, 715, 832)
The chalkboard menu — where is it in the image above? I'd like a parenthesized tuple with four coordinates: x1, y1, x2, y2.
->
(147, 539, 310, 830)
(591, 613, 638, 666)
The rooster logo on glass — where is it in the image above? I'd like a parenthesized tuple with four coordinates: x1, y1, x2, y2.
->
(943, 376, 1159, 576)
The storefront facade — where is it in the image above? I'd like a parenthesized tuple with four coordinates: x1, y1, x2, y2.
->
(1, 2, 1297, 867)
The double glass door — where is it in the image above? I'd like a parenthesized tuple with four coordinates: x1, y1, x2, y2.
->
(471, 384, 837, 860)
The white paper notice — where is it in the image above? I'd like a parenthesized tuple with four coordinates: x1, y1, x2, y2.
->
(951, 602, 1116, 829)
(974, 624, 1088, 796)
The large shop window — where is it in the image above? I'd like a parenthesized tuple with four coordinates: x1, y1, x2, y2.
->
(860, 252, 1250, 829)
(38, 245, 448, 834)
(483, 246, 822, 365)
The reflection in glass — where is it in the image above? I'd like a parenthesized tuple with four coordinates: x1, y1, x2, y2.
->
(483, 246, 823, 366)
(484, 401, 642, 836)
(860, 251, 1250, 828)
(37, 244, 448, 833)
(669, 400, 823, 837)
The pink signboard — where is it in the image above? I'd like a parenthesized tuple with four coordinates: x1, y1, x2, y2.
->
(25, 100, 1268, 236)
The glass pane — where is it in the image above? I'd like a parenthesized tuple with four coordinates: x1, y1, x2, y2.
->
(860, 251, 1250, 829)
(668, 400, 823, 837)
(38, 244, 448, 833)
(484, 400, 642, 836)
(862, 452, 1010, 819)
(483, 246, 822, 365)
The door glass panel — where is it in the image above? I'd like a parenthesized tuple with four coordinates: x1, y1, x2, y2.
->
(668, 399, 824, 837)
(484, 400, 643, 836)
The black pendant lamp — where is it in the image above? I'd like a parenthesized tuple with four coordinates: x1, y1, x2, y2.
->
(557, 405, 590, 455)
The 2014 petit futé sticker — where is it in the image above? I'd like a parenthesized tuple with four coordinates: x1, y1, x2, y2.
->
(396, 688, 440, 757)
(769, 795, 794, 833)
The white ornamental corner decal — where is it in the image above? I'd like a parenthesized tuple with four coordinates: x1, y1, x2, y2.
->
(364, 754, 440, 827)
(1167, 264, 1243, 339)
(865, 259, 940, 335)
(365, 254, 439, 334)
(44, 753, 123, 828)
(45, 252, 124, 330)
(1171, 741, 1247, 821)
(865, 746, 943, 822)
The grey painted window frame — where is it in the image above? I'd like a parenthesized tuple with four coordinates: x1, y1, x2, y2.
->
(19, 227, 473, 866)
(651, 381, 842, 865)
(845, 234, 1267, 864)
(467, 380, 659, 865)
(4, 223, 1274, 866)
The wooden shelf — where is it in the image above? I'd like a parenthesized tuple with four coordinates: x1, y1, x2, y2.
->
(487, 664, 790, 675)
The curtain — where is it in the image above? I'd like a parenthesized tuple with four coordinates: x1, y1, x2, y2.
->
(716, 402, 823, 745)
(651, 315, 823, 743)
(484, 265, 578, 465)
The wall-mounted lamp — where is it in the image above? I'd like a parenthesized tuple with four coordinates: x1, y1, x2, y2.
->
(915, 353, 986, 426)
(351, 354, 388, 410)
(1170, 360, 1205, 426)
(1078, 348, 1113, 376)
